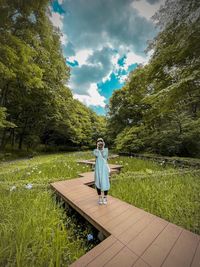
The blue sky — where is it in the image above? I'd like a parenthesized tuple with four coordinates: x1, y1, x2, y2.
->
(49, 0, 165, 115)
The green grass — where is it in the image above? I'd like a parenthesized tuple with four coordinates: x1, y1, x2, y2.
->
(0, 151, 92, 186)
(0, 151, 97, 267)
(109, 156, 200, 234)
(1, 151, 199, 266)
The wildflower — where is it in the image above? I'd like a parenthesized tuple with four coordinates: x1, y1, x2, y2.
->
(160, 160, 166, 167)
(87, 234, 93, 241)
(27, 172, 31, 175)
(38, 171, 42, 174)
(10, 186, 16, 191)
(25, 183, 33, 189)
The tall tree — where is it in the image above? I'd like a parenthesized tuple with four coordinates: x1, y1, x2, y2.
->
(107, 0, 200, 156)
(0, 0, 104, 151)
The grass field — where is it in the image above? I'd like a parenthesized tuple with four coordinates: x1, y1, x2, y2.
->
(0, 151, 98, 267)
(0, 151, 199, 267)
(109, 156, 200, 234)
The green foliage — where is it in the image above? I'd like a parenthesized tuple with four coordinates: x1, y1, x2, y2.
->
(0, 0, 106, 152)
(0, 107, 16, 128)
(114, 126, 145, 153)
(107, 0, 200, 157)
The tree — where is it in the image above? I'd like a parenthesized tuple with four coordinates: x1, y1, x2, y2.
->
(0, 0, 107, 151)
(107, 0, 200, 156)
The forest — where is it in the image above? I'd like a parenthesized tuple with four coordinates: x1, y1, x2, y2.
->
(0, 0, 199, 157)
(0, 0, 106, 153)
(107, 0, 200, 157)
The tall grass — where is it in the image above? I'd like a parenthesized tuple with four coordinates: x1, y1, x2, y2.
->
(0, 151, 92, 186)
(0, 151, 97, 267)
(1, 151, 199, 266)
(109, 156, 200, 234)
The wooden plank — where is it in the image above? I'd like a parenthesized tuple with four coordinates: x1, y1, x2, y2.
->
(127, 217, 168, 255)
(58, 190, 94, 203)
(105, 207, 142, 230)
(162, 229, 200, 267)
(83, 200, 117, 216)
(87, 240, 124, 267)
(69, 236, 117, 267)
(97, 204, 131, 225)
(76, 197, 114, 211)
(191, 239, 200, 267)
(133, 258, 150, 267)
(90, 200, 129, 219)
(98, 206, 133, 227)
(67, 189, 95, 200)
(115, 213, 156, 244)
(58, 185, 91, 195)
(142, 223, 183, 267)
(104, 246, 138, 267)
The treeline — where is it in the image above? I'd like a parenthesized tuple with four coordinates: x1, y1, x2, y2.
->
(107, 0, 200, 157)
(0, 0, 106, 152)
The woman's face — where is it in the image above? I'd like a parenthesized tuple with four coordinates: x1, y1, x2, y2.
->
(97, 141, 103, 148)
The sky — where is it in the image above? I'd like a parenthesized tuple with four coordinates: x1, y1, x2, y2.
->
(49, 0, 165, 115)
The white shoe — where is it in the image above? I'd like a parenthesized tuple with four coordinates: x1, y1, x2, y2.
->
(103, 197, 107, 205)
(98, 196, 103, 205)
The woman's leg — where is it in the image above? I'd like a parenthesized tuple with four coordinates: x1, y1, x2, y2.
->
(104, 190, 108, 196)
(103, 190, 108, 204)
(96, 187, 101, 195)
(96, 187, 103, 204)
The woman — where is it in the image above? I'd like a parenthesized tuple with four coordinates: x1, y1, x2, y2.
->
(93, 138, 110, 205)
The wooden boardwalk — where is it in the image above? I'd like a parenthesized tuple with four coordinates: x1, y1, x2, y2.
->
(50, 159, 200, 267)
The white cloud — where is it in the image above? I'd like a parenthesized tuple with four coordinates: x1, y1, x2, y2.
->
(131, 0, 164, 21)
(49, 0, 164, 112)
(102, 53, 119, 82)
(124, 51, 146, 70)
(68, 49, 93, 66)
(119, 75, 128, 84)
(49, 11, 64, 29)
(73, 83, 106, 107)
(49, 10, 68, 46)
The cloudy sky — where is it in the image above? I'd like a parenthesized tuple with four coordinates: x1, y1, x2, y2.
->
(49, 0, 165, 115)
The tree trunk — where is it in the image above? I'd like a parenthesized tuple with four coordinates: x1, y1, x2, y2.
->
(1, 82, 9, 106)
(18, 117, 28, 150)
(0, 129, 7, 149)
(18, 134, 24, 150)
(11, 128, 15, 148)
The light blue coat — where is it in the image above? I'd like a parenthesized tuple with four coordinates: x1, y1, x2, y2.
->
(93, 147, 110, 191)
